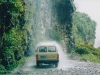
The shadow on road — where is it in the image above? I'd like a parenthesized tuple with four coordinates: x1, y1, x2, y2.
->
(33, 64, 57, 69)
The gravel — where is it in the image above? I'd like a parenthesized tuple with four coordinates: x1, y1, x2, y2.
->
(10, 48, 100, 75)
(11, 60, 100, 75)
(13, 67, 100, 75)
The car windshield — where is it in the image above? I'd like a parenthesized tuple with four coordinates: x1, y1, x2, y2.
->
(48, 46, 56, 52)
(39, 46, 47, 52)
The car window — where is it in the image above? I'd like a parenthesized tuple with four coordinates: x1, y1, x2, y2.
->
(39, 46, 47, 52)
(48, 46, 56, 52)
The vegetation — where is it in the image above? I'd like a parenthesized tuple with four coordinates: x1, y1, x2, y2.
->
(72, 12, 96, 45)
(71, 12, 100, 62)
(74, 43, 100, 63)
(0, 0, 27, 73)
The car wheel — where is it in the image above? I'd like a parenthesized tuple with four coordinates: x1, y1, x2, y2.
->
(55, 63, 58, 67)
(36, 62, 39, 67)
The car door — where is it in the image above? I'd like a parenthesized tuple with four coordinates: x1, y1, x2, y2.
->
(38, 46, 48, 60)
(47, 46, 58, 60)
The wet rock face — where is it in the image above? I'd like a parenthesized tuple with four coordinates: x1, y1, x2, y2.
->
(51, 0, 75, 52)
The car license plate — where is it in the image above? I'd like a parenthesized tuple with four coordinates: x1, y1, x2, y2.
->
(40, 56, 46, 58)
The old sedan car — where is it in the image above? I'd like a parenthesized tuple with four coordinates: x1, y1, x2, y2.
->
(36, 44, 59, 67)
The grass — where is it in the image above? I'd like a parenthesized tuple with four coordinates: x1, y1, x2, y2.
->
(70, 43, 100, 63)
(81, 54, 100, 63)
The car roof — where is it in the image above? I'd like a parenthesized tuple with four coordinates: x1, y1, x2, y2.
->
(37, 42, 56, 47)
(38, 45, 56, 47)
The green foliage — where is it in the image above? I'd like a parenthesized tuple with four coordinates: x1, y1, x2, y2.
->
(81, 43, 100, 56)
(0, 64, 6, 74)
(97, 47, 100, 50)
(0, 64, 5, 70)
(81, 54, 100, 63)
(75, 43, 100, 63)
(0, 0, 24, 34)
(72, 12, 100, 63)
(3, 27, 26, 55)
(6, 56, 25, 71)
(75, 45, 89, 55)
(0, 27, 26, 70)
(72, 12, 96, 45)
(0, 0, 27, 72)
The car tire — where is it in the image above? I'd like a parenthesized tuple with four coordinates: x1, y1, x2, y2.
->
(55, 63, 58, 67)
(36, 62, 39, 67)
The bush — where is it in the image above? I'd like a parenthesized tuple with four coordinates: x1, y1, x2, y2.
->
(75, 45, 89, 55)
(0, 64, 5, 74)
(74, 44, 100, 63)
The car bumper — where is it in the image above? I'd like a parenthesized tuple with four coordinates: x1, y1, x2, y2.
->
(36, 60, 59, 64)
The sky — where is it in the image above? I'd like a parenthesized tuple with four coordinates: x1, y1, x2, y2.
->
(74, 0, 100, 47)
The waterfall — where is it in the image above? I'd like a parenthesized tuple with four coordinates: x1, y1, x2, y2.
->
(33, 0, 52, 42)
(24, 0, 75, 55)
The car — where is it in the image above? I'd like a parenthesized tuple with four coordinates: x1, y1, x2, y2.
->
(35, 44, 59, 67)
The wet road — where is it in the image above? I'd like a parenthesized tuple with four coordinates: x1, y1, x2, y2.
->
(18, 43, 76, 70)
(12, 43, 100, 75)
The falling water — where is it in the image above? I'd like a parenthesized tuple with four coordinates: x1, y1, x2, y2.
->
(33, 0, 52, 42)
